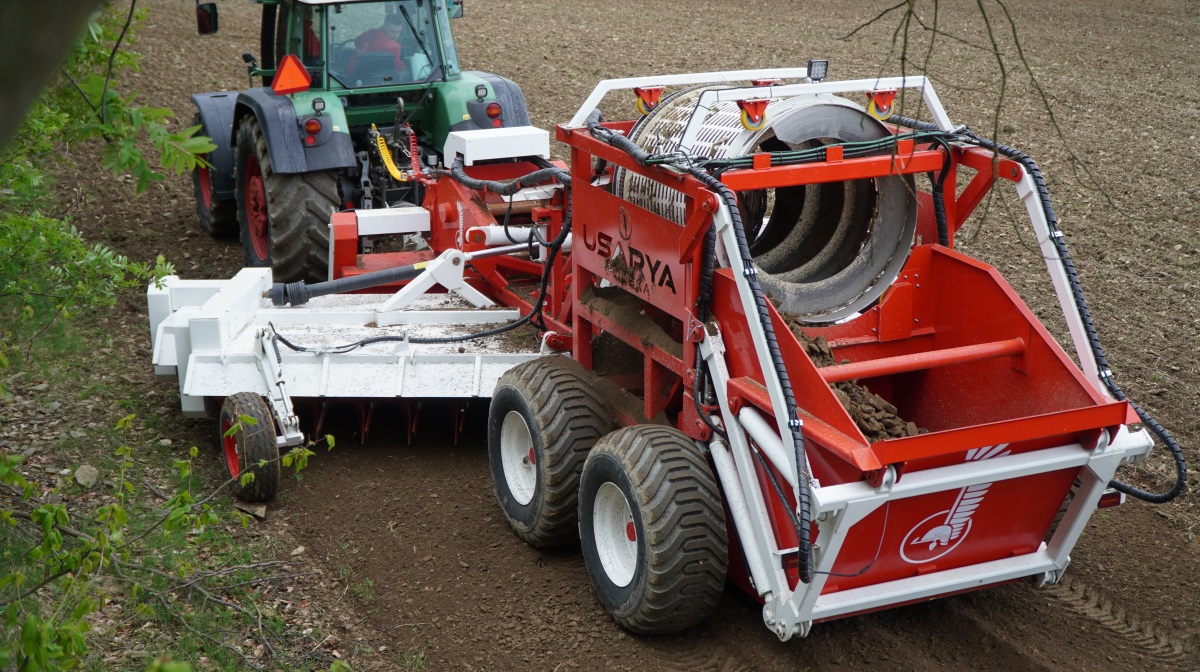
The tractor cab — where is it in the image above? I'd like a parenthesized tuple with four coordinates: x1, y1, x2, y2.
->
(241, 0, 464, 90)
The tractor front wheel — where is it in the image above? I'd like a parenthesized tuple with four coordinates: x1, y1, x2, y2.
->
(234, 116, 338, 284)
(218, 392, 281, 503)
(191, 114, 238, 238)
(579, 425, 727, 635)
(488, 357, 612, 548)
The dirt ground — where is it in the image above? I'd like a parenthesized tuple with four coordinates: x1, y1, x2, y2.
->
(58, 0, 1199, 669)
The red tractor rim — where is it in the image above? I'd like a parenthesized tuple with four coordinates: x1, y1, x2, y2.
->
(243, 154, 269, 260)
(198, 163, 214, 209)
(221, 417, 241, 479)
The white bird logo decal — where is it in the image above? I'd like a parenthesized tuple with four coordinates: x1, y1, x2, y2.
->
(902, 444, 1010, 562)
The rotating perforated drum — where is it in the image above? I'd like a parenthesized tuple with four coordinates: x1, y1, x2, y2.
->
(614, 87, 917, 323)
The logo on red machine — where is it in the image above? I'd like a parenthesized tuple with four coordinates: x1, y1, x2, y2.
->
(617, 207, 633, 241)
(899, 444, 1010, 565)
(582, 229, 677, 294)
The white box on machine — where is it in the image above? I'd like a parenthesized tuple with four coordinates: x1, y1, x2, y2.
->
(443, 126, 550, 166)
(355, 204, 430, 236)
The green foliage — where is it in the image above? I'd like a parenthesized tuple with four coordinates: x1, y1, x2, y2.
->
(0, 1, 203, 378)
(0, 414, 328, 670)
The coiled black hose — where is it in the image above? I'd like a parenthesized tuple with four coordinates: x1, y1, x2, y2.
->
(586, 110, 816, 583)
(448, 155, 566, 195)
(890, 114, 1187, 503)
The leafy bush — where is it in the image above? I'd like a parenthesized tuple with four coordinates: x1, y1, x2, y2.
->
(0, 2, 211, 365)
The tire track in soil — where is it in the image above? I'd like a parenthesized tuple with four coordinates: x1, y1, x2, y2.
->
(640, 597, 1063, 672)
(642, 625, 737, 672)
(1039, 577, 1196, 669)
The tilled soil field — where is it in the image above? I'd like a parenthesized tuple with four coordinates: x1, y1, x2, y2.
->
(68, 0, 1199, 669)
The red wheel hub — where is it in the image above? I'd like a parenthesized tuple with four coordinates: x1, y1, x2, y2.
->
(625, 521, 636, 542)
(243, 154, 269, 261)
(198, 163, 213, 209)
(221, 417, 240, 478)
(527, 446, 536, 465)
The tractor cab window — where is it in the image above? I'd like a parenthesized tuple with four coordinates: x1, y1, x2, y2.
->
(326, 1, 458, 89)
(288, 4, 325, 69)
(432, 1, 460, 76)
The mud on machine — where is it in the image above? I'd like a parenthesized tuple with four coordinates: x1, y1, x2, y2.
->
(149, 60, 1187, 639)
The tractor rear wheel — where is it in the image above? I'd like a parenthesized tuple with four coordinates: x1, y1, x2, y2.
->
(191, 114, 238, 238)
(234, 116, 338, 284)
(218, 392, 281, 503)
(488, 356, 613, 548)
(579, 425, 727, 635)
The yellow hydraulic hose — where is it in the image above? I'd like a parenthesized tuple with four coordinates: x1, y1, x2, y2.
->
(371, 124, 408, 182)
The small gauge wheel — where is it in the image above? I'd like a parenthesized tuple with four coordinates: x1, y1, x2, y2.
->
(868, 98, 894, 120)
(635, 97, 657, 116)
(740, 109, 767, 132)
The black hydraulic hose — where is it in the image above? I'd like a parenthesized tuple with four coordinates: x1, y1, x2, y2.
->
(926, 135, 953, 247)
(929, 173, 949, 247)
(410, 181, 572, 344)
(889, 114, 941, 133)
(695, 168, 815, 583)
(877, 116, 953, 246)
(956, 130, 1187, 503)
(585, 110, 815, 583)
(692, 224, 729, 442)
(450, 155, 565, 196)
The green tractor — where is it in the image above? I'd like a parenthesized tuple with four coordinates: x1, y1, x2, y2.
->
(190, 0, 530, 283)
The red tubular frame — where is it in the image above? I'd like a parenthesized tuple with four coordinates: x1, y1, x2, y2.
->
(818, 337, 1027, 383)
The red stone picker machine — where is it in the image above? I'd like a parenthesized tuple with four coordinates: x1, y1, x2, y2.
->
(148, 62, 1187, 639)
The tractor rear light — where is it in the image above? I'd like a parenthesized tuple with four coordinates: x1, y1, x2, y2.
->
(1098, 489, 1126, 509)
(304, 135, 316, 147)
(271, 54, 312, 95)
(304, 118, 322, 135)
(486, 102, 503, 127)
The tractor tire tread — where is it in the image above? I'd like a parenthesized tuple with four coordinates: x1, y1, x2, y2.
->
(219, 392, 281, 503)
(587, 425, 727, 635)
(236, 117, 337, 284)
(191, 113, 238, 238)
(494, 357, 611, 548)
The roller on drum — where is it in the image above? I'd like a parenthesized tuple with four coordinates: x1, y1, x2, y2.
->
(614, 86, 917, 323)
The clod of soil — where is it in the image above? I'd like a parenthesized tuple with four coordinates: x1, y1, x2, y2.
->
(781, 312, 925, 443)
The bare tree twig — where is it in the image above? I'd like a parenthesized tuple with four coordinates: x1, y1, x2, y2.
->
(837, 0, 910, 40)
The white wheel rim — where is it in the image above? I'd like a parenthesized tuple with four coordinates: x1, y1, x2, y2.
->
(500, 411, 536, 506)
(593, 481, 638, 588)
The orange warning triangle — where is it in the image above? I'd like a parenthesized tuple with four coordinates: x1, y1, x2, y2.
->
(272, 54, 312, 95)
